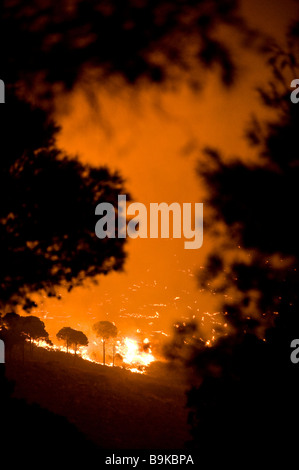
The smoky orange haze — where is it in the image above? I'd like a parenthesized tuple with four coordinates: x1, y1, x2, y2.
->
(26, 0, 296, 353)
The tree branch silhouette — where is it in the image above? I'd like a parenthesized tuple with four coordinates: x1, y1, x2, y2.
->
(185, 36, 299, 455)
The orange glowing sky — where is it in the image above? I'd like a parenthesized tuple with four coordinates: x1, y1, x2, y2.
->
(24, 0, 297, 351)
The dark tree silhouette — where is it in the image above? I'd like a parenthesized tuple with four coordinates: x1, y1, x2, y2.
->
(1, 312, 49, 360)
(21, 315, 49, 344)
(93, 320, 117, 365)
(0, 90, 128, 311)
(184, 38, 299, 458)
(56, 326, 88, 354)
(1, 312, 26, 360)
(163, 321, 202, 365)
(1, 312, 23, 332)
(0, 0, 258, 101)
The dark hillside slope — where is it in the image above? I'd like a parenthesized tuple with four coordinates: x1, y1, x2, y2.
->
(5, 348, 189, 449)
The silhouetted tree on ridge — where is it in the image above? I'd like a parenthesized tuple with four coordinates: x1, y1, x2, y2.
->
(56, 326, 88, 354)
(0, 312, 26, 361)
(21, 316, 49, 344)
(93, 320, 117, 365)
(0, 312, 49, 361)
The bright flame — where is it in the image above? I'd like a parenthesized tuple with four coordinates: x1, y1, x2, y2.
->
(117, 337, 155, 367)
(31, 336, 155, 374)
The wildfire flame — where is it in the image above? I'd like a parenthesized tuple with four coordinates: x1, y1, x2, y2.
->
(31, 336, 155, 374)
(116, 337, 155, 367)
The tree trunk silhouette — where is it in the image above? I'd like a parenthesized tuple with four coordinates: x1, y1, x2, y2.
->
(102, 339, 105, 365)
(112, 344, 115, 367)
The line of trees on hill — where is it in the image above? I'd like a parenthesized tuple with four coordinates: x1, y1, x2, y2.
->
(0, 313, 118, 365)
(0, 312, 50, 361)
(56, 321, 118, 365)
